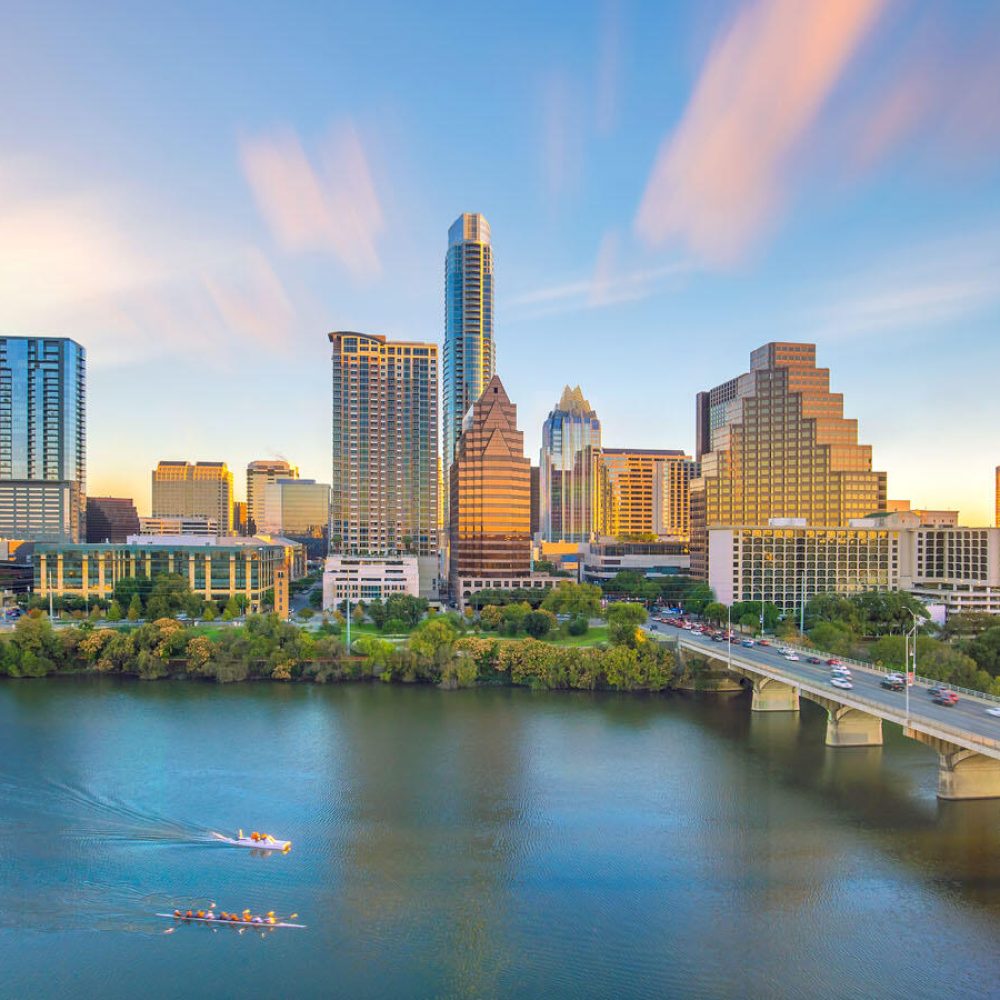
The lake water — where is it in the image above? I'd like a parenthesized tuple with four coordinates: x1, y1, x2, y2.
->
(2, 678, 999, 999)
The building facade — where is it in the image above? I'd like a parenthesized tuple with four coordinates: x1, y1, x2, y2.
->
(329, 331, 438, 557)
(601, 448, 694, 539)
(260, 478, 330, 558)
(34, 538, 289, 610)
(86, 497, 140, 543)
(322, 554, 420, 607)
(539, 386, 602, 543)
(692, 342, 887, 579)
(443, 213, 494, 517)
(139, 515, 218, 536)
(449, 375, 532, 599)
(246, 459, 298, 534)
(0, 337, 86, 542)
(582, 540, 691, 585)
(151, 461, 234, 534)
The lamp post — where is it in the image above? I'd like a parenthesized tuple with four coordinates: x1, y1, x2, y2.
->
(905, 608, 920, 722)
(727, 603, 733, 671)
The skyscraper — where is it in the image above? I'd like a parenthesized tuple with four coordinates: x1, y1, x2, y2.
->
(86, 497, 139, 543)
(691, 341, 887, 578)
(0, 336, 86, 542)
(602, 449, 695, 539)
(151, 461, 234, 534)
(539, 386, 602, 543)
(443, 213, 494, 516)
(260, 478, 331, 558)
(449, 375, 530, 596)
(329, 331, 438, 556)
(246, 459, 298, 534)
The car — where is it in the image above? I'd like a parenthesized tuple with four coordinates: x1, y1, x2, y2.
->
(933, 691, 958, 706)
(757, 639, 770, 647)
(831, 666, 852, 678)
(783, 652, 800, 661)
(826, 658, 841, 666)
(929, 684, 948, 698)
(741, 639, 755, 647)
(881, 677, 904, 691)
(831, 676, 853, 690)
(649, 624, 658, 631)
(806, 656, 822, 664)
(711, 634, 724, 642)
(986, 706, 1000, 718)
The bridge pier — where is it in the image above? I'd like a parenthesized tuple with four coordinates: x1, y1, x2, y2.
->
(825, 707, 883, 748)
(751, 677, 799, 712)
(937, 749, 1000, 801)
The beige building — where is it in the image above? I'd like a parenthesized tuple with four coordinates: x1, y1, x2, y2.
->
(601, 449, 696, 540)
(323, 555, 420, 607)
(140, 515, 218, 536)
(246, 460, 298, 534)
(151, 461, 234, 535)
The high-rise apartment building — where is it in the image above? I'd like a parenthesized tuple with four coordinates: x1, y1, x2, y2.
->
(449, 375, 531, 594)
(539, 386, 602, 543)
(86, 497, 139, 543)
(246, 459, 298, 534)
(602, 449, 695, 540)
(151, 461, 234, 534)
(691, 341, 886, 578)
(329, 331, 438, 556)
(0, 337, 86, 542)
(443, 213, 494, 516)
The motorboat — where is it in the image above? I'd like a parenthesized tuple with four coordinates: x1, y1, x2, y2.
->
(212, 830, 292, 852)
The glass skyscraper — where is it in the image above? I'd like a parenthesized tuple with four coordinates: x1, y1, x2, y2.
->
(0, 336, 86, 542)
(691, 341, 887, 579)
(329, 331, 439, 557)
(539, 386, 602, 543)
(443, 213, 494, 518)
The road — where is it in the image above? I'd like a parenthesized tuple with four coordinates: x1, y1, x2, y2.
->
(645, 623, 1000, 751)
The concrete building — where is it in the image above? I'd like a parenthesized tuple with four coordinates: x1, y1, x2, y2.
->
(601, 448, 695, 540)
(86, 497, 140, 543)
(34, 537, 291, 610)
(329, 331, 438, 557)
(322, 555, 420, 607)
(529, 464, 540, 538)
(151, 461, 234, 534)
(443, 213, 494, 519)
(260, 478, 330, 557)
(246, 460, 298, 534)
(274, 560, 290, 619)
(692, 342, 887, 579)
(539, 386, 602, 543)
(582, 540, 691, 585)
(139, 515, 218, 536)
(0, 337, 86, 542)
(232, 501, 248, 535)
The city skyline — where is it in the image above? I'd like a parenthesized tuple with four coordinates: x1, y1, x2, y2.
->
(2, 2, 1000, 520)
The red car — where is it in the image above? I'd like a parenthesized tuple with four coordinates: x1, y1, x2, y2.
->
(826, 658, 841, 666)
(757, 639, 770, 646)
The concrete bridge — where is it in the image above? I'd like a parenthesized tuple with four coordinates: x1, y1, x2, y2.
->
(656, 629, 1000, 801)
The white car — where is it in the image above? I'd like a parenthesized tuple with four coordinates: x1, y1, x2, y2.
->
(831, 665, 852, 677)
(831, 676, 853, 690)
(986, 707, 1000, 718)
(784, 652, 800, 661)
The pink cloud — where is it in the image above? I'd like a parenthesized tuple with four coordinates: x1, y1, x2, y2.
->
(635, 0, 887, 265)
(240, 122, 384, 281)
(541, 72, 584, 198)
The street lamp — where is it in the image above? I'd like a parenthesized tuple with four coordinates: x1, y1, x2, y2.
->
(905, 608, 920, 722)
(727, 603, 733, 671)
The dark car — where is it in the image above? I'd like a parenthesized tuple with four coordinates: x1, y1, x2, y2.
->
(881, 677, 904, 691)
(806, 656, 822, 664)
(929, 684, 948, 698)
(933, 691, 959, 706)
(711, 634, 724, 642)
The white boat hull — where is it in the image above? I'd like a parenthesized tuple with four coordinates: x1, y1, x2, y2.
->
(156, 913, 305, 929)
(212, 832, 291, 851)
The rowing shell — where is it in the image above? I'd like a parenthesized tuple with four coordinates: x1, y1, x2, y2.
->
(156, 913, 306, 929)
(211, 833, 291, 851)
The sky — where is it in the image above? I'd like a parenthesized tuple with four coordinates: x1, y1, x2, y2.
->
(2, 0, 999, 520)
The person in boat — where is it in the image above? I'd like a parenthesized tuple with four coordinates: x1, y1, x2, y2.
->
(267, 911, 276, 925)
(196, 910, 205, 919)
(185, 910, 193, 919)
(173, 909, 181, 918)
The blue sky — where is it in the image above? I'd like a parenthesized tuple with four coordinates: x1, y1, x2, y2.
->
(2, 0, 999, 520)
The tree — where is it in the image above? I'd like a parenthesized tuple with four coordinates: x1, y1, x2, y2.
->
(107, 599, 123, 622)
(501, 602, 531, 635)
(702, 602, 728, 626)
(203, 602, 217, 622)
(961, 627, 1000, 678)
(542, 581, 602, 619)
(367, 599, 389, 629)
(223, 595, 242, 621)
(127, 594, 142, 621)
(114, 575, 153, 611)
(606, 602, 647, 647)
(383, 617, 408, 634)
(524, 610, 554, 639)
(351, 603, 365, 625)
(297, 607, 315, 621)
(409, 618, 458, 662)
(385, 593, 428, 628)
(941, 612, 997, 640)
(480, 604, 503, 630)
(852, 591, 929, 637)
(807, 621, 854, 656)
(567, 615, 589, 637)
(681, 582, 715, 615)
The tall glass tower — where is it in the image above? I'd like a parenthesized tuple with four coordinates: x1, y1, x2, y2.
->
(539, 386, 602, 543)
(443, 213, 494, 518)
(0, 336, 86, 542)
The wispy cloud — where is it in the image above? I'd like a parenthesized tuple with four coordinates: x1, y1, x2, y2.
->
(595, 0, 623, 135)
(635, 0, 887, 265)
(540, 72, 585, 198)
(240, 122, 385, 280)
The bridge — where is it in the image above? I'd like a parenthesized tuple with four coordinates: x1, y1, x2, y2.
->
(650, 627, 1000, 801)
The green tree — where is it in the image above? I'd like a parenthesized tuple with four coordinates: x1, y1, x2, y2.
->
(408, 617, 459, 662)
(480, 604, 503, 630)
(681, 582, 715, 615)
(702, 602, 728, 626)
(524, 609, 554, 639)
(367, 598, 389, 629)
(961, 627, 1000, 678)
(501, 602, 531, 635)
(202, 602, 217, 622)
(542, 581, 602, 618)
(807, 621, 854, 656)
(127, 593, 142, 621)
(106, 599, 123, 622)
(606, 602, 648, 647)
(385, 593, 428, 628)
(567, 615, 589, 637)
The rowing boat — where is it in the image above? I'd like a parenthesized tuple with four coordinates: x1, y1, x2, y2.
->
(156, 913, 306, 929)
(211, 832, 291, 851)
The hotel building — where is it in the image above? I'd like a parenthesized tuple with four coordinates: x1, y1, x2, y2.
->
(151, 461, 234, 535)
(0, 337, 86, 542)
(692, 342, 886, 578)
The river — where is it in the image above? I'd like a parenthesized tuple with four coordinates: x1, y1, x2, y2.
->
(1, 678, 999, 998)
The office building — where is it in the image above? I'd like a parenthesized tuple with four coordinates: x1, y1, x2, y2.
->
(449, 375, 532, 599)
(322, 555, 420, 607)
(692, 342, 886, 578)
(329, 331, 438, 557)
(151, 461, 234, 534)
(582, 539, 691, 585)
(602, 448, 694, 539)
(443, 213, 494, 517)
(34, 537, 292, 611)
(140, 515, 218, 536)
(0, 337, 86, 542)
(539, 386, 602, 543)
(529, 464, 540, 537)
(260, 478, 330, 558)
(86, 497, 140, 543)
(246, 460, 298, 534)
(232, 501, 248, 535)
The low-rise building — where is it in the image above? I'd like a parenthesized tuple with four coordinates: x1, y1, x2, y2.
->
(323, 555, 420, 607)
(139, 515, 218, 536)
(582, 539, 690, 585)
